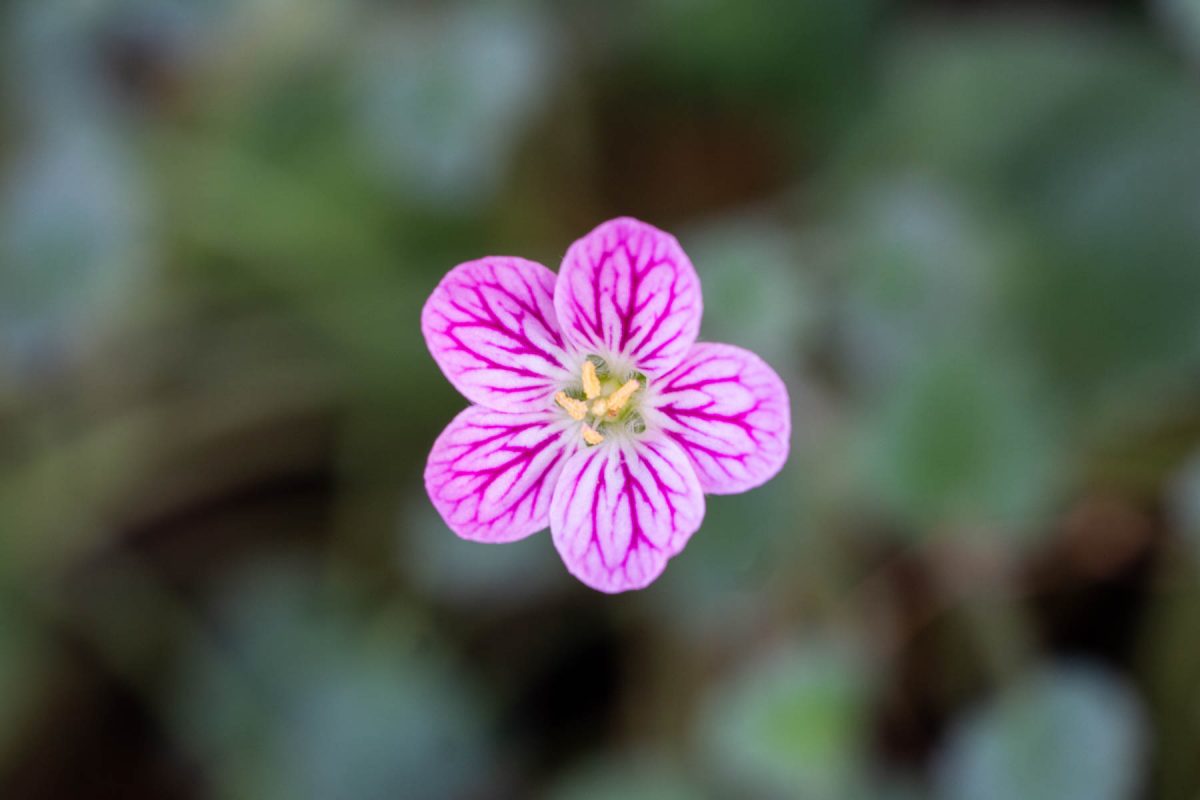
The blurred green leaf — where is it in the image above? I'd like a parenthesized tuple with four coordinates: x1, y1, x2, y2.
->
(7, 0, 119, 128)
(874, 777, 932, 800)
(350, 5, 559, 208)
(0, 125, 148, 363)
(402, 502, 567, 608)
(637, 0, 884, 135)
(1009, 77, 1200, 425)
(1168, 450, 1200, 565)
(547, 753, 703, 800)
(650, 471, 801, 639)
(0, 598, 48, 767)
(843, 21, 1200, 430)
(934, 663, 1147, 800)
(701, 637, 874, 799)
(687, 217, 814, 368)
(861, 352, 1060, 533)
(1156, 0, 1200, 63)
(0, 412, 146, 575)
(847, 24, 1158, 186)
(834, 174, 1013, 392)
(172, 564, 492, 800)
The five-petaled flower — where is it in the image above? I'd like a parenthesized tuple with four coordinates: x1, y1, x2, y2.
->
(422, 217, 790, 593)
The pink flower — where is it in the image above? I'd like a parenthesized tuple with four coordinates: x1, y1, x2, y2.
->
(422, 217, 791, 593)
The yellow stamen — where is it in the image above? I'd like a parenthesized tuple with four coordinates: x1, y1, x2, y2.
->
(590, 398, 609, 417)
(554, 391, 587, 421)
(581, 424, 605, 446)
(581, 360, 601, 399)
(604, 379, 641, 415)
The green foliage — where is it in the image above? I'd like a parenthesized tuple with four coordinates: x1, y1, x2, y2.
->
(687, 218, 814, 368)
(834, 174, 1014, 392)
(861, 353, 1059, 533)
(840, 22, 1200, 432)
(404, 503, 567, 608)
(547, 754, 702, 800)
(934, 664, 1147, 800)
(1169, 451, 1200, 565)
(702, 638, 874, 799)
(0, 124, 147, 362)
(350, 5, 558, 207)
(172, 566, 492, 800)
(1156, 0, 1200, 61)
(637, 0, 885, 134)
(0, 599, 47, 767)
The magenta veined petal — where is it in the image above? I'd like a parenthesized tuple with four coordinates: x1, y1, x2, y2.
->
(652, 343, 791, 494)
(554, 217, 702, 376)
(422, 257, 574, 413)
(425, 405, 577, 542)
(549, 434, 705, 593)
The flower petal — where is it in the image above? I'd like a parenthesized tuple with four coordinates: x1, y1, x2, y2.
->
(426, 405, 576, 542)
(550, 435, 705, 593)
(554, 217, 702, 376)
(651, 343, 790, 494)
(422, 257, 573, 412)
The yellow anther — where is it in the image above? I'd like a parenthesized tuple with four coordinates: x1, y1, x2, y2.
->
(554, 391, 588, 421)
(560, 362, 643, 445)
(581, 360, 602, 399)
(604, 379, 641, 415)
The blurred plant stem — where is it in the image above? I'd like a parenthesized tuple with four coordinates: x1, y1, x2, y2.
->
(1140, 555, 1200, 800)
(927, 533, 1034, 686)
(321, 400, 417, 602)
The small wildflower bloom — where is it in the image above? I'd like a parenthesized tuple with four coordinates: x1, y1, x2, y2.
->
(422, 217, 790, 593)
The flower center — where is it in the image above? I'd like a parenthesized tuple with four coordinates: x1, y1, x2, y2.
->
(554, 358, 644, 445)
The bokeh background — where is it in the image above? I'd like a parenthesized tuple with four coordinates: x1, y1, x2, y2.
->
(2, 0, 1200, 797)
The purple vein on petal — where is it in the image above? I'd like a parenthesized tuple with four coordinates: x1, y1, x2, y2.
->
(423, 257, 573, 412)
(426, 406, 574, 542)
(651, 343, 791, 495)
(550, 435, 704, 593)
(555, 218, 702, 376)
